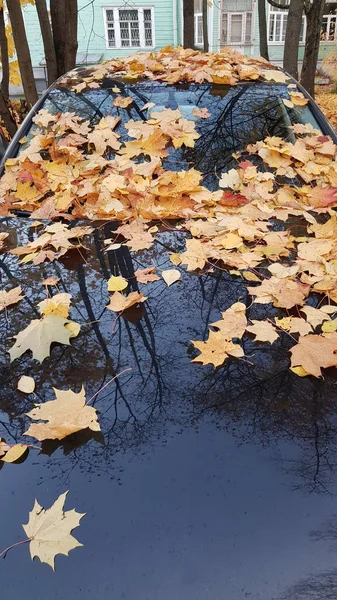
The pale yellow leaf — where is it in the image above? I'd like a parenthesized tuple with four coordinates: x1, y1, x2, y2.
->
(17, 375, 35, 394)
(23, 491, 84, 570)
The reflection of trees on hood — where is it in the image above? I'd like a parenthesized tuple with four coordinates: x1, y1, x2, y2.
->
(1, 219, 337, 490)
(280, 570, 337, 600)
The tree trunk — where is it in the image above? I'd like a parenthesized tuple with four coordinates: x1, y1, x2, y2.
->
(283, 0, 304, 79)
(202, 0, 209, 52)
(0, 8, 17, 137)
(50, 0, 78, 77)
(6, 0, 38, 108)
(300, 0, 326, 98)
(183, 0, 195, 49)
(50, 0, 66, 76)
(0, 89, 17, 138)
(0, 8, 10, 100)
(258, 0, 269, 60)
(64, 0, 78, 72)
(35, 0, 58, 86)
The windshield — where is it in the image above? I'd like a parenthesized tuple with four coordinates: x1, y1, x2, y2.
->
(23, 81, 320, 190)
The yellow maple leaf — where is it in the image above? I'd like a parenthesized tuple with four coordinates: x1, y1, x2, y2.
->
(24, 387, 100, 441)
(191, 330, 244, 368)
(22, 492, 84, 570)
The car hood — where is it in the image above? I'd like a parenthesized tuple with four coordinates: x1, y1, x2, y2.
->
(1, 217, 337, 599)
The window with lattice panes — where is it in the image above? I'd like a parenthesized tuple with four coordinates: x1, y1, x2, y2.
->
(221, 11, 252, 45)
(104, 7, 154, 49)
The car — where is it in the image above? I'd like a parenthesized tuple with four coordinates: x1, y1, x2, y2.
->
(1, 48, 337, 599)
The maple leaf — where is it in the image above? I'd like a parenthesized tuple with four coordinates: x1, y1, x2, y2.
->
(22, 491, 84, 570)
(32, 109, 57, 128)
(24, 386, 100, 441)
(261, 70, 290, 83)
(0, 286, 24, 311)
(38, 293, 72, 318)
(134, 267, 160, 283)
(9, 315, 73, 363)
(116, 220, 154, 251)
(42, 277, 60, 286)
(248, 277, 309, 309)
(290, 333, 337, 377)
(211, 302, 247, 339)
(289, 91, 308, 106)
(191, 330, 244, 368)
(113, 96, 133, 108)
(180, 238, 207, 271)
(246, 320, 279, 343)
(301, 305, 336, 327)
(306, 186, 337, 208)
(106, 291, 147, 312)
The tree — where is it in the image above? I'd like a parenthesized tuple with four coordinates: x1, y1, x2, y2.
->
(267, 0, 304, 77)
(283, 0, 304, 79)
(300, 0, 326, 98)
(50, 0, 78, 78)
(6, 0, 38, 108)
(183, 0, 194, 49)
(258, 0, 269, 60)
(35, 0, 58, 86)
(202, 0, 209, 52)
(0, 8, 17, 137)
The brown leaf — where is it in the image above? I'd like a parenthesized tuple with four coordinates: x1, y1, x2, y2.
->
(0, 286, 24, 311)
(290, 333, 337, 377)
(134, 267, 160, 283)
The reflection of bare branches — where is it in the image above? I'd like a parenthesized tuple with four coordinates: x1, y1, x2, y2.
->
(280, 570, 337, 600)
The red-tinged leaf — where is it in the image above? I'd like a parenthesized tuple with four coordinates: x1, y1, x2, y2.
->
(218, 190, 249, 207)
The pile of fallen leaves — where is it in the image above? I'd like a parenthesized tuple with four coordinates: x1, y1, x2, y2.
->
(62, 45, 276, 89)
(316, 89, 337, 131)
(3, 47, 337, 570)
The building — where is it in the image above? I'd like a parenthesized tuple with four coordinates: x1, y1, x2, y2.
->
(16, 0, 337, 94)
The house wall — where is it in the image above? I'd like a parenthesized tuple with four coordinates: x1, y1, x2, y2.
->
(252, 1, 336, 67)
(22, 0, 175, 68)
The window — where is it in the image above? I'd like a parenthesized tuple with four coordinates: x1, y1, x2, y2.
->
(221, 11, 252, 45)
(104, 7, 154, 49)
(268, 5, 306, 43)
(321, 3, 337, 42)
(194, 12, 203, 46)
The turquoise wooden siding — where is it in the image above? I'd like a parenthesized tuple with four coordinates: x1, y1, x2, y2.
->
(22, 0, 176, 68)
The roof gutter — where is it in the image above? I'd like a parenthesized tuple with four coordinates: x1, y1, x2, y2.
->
(173, 0, 178, 47)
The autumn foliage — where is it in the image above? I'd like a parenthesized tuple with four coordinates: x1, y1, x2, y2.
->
(3, 47, 337, 568)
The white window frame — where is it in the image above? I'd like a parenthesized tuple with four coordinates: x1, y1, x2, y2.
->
(194, 12, 203, 46)
(267, 5, 306, 45)
(103, 6, 155, 50)
(321, 13, 337, 42)
(221, 11, 253, 46)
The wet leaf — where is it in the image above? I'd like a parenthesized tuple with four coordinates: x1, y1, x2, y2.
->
(9, 316, 73, 363)
(161, 269, 181, 286)
(0, 286, 24, 311)
(106, 291, 147, 313)
(191, 330, 244, 368)
(23, 491, 84, 570)
(24, 387, 100, 441)
(17, 375, 35, 394)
